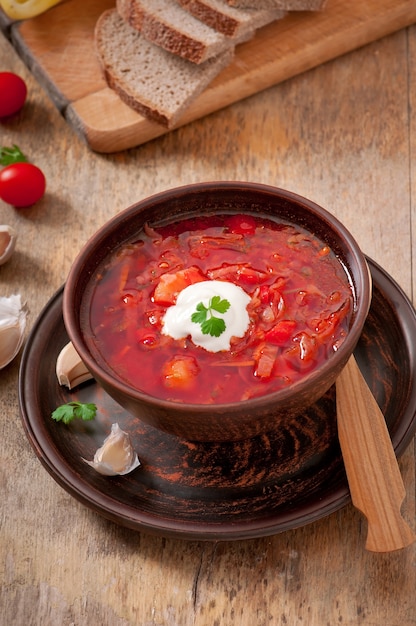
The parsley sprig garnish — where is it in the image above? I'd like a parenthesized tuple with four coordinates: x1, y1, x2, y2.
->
(51, 401, 97, 425)
(191, 296, 230, 337)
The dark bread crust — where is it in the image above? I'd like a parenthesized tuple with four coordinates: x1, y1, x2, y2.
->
(118, 0, 208, 62)
(175, 0, 285, 37)
(102, 67, 171, 127)
(177, 0, 239, 36)
(226, 0, 326, 9)
(117, 0, 234, 64)
(94, 9, 234, 128)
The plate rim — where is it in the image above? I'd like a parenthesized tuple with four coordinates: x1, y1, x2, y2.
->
(18, 257, 416, 540)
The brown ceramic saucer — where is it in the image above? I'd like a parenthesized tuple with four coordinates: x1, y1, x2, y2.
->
(18, 258, 416, 541)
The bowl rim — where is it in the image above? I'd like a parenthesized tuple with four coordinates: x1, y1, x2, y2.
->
(63, 181, 372, 413)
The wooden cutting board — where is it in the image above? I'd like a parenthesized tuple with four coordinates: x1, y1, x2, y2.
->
(6, 0, 416, 153)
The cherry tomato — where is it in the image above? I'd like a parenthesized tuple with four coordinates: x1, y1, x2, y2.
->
(0, 72, 27, 118)
(0, 162, 46, 207)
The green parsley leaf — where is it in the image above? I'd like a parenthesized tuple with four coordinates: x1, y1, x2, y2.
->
(51, 401, 97, 425)
(191, 296, 230, 337)
(209, 295, 230, 314)
(0, 144, 28, 166)
(191, 302, 208, 325)
(201, 316, 226, 337)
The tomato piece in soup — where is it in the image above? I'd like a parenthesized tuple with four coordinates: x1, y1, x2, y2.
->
(265, 320, 297, 345)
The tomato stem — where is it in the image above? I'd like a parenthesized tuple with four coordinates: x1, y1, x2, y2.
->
(0, 144, 28, 166)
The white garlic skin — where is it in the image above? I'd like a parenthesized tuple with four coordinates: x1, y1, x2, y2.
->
(0, 294, 28, 369)
(56, 341, 94, 389)
(0, 225, 17, 265)
(84, 423, 141, 476)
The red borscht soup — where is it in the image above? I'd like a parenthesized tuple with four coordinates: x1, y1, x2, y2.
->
(87, 213, 354, 404)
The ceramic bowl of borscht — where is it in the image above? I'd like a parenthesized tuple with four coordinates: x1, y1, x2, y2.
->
(63, 182, 371, 442)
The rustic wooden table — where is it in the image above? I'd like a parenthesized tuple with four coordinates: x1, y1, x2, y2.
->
(1, 19, 415, 626)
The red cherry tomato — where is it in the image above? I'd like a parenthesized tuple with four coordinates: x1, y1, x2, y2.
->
(0, 72, 27, 118)
(0, 162, 46, 207)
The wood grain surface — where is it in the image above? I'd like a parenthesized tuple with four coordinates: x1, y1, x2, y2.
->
(1, 17, 415, 626)
(5, 0, 416, 152)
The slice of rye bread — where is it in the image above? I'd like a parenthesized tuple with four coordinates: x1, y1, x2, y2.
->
(116, 0, 253, 64)
(94, 9, 234, 128)
(225, 0, 327, 9)
(174, 0, 286, 37)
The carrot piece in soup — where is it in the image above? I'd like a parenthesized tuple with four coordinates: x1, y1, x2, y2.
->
(153, 266, 206, 305)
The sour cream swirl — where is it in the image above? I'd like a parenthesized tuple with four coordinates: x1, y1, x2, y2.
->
(162, 280, 251, 352)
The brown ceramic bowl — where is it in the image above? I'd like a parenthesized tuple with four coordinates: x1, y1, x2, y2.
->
(63, 182, 371, 442)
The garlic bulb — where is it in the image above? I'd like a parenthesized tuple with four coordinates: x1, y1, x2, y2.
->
(84, 423, 141, 476)
(0, 294, 28, 369)
(56, 341, 94, 389)
(0, 225, 17, 265)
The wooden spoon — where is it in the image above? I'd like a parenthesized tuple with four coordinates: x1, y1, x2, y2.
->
(336, 354, 415, 552)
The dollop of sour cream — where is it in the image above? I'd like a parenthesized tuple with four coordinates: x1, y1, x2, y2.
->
(162, 280, 251, 352)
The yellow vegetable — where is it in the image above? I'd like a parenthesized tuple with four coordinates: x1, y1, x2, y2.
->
(0, 0, 61, 19)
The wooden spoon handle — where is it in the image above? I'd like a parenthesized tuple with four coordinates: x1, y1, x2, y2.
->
(336, 354, 415, 552)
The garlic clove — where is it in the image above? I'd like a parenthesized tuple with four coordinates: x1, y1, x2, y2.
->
(56, 341, 94, 389)
(0, 294, 28, 369)
(83, 423, 141, 476)
(0, 225, 17, 265)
